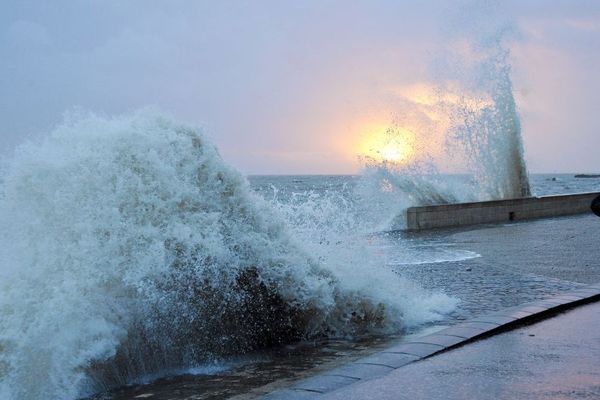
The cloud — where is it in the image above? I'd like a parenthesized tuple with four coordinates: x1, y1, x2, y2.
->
(0, 1, 598, 173)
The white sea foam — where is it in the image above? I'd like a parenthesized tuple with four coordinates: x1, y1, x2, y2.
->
(0, 110, 456, 400)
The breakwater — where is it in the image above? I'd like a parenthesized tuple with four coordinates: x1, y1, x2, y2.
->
(406, 192, 600, 230)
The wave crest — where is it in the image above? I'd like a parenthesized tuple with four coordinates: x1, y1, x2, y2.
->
(0, 111, 455, 399)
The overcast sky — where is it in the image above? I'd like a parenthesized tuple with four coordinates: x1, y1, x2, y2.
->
(1, 0, 599, 174)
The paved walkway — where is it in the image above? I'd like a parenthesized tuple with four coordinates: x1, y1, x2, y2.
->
(261, 214, 600, 399)
(318, 301, 600, 400)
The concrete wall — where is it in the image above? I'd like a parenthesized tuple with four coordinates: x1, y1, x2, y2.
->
(406, 192, 600, 230)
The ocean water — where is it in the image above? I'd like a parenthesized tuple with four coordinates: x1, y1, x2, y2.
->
(85, 173, 597, 400)
(0, 112, 458, 400)
(5, 2, 597, 397)
(0, 110, 598, 400)
(529, 174, 600, 197)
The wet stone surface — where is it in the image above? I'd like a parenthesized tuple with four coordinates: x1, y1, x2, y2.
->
(320, 302, 600, 400)
(414, 334, 470, 347)
(85, 338, 396, 400)
(351, 352, 420, 369)
(264, 286, 600, 399)
(325, 363, 393, 380)
(392, 215, 599, 325)
(383, 342, 445, 358)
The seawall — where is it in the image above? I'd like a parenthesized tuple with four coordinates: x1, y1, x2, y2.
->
(406, 192, 600, 230)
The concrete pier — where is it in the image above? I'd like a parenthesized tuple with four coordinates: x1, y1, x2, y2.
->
(406, 192, 599, 230)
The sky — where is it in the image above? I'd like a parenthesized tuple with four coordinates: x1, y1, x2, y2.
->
(0, 0, 599, 174)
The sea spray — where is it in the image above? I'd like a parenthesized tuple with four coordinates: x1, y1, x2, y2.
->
(444, 40, 531, 199)
(441, 1, 531, 199)
(0, 110, 456, 400)
(357, 158, 466, 229)
(355, 2, 532, 208)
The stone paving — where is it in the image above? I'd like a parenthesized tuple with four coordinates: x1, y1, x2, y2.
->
(317, 300, 600, 400)
(261, 213, 600, 399)
(263, 285, 600, 399)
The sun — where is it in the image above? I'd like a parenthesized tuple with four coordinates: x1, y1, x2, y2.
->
(379, 143, 404, 162)
(358, 124, 416, 164)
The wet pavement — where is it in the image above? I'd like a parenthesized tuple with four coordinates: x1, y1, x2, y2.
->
(86, 338, 395, 400)
(396, 214, 599, 321)
(448, 214, 600, 284)
(261, 214, 600, 399)
(319, 301, 600, 400)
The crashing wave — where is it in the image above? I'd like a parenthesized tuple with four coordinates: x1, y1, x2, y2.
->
(0, 110, 455, 399)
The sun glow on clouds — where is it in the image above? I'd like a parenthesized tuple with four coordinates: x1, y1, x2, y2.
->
(345, 83, 447, 167)
(335, 81, 497, 171)
(397, 82, 492, 111)
(357, 123, 417, 164)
